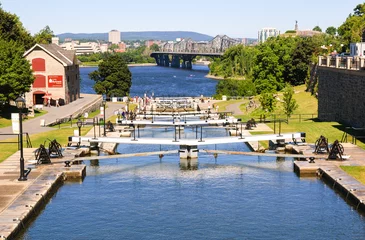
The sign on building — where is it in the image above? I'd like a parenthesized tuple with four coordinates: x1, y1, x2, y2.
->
(48, 75, 63, 87)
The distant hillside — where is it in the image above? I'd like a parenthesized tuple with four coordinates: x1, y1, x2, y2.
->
(57, 31, 213, 42)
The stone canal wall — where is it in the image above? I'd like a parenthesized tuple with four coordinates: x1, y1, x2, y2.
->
(317, 67, 365, 127)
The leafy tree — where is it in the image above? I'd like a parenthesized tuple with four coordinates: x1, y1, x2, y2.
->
(209, 45, 257, 79)
(109, 44, 119, 51)
(290, 37, 316, 86)
(313, 26, 322, 32)
(325, 26, 337, 36)
(0, 5, 35, 49)
(338, 3, 365, 47)
(149, 43, 160, 51)
(0, 39, 34, 103)
(259, 91, 276, 113)
(34, 25, 54, 44)
(282, 84, 298, 120)
(252, 36, 296, 93)
(89, 54, 132, 97)
(215, 79, 256, 97)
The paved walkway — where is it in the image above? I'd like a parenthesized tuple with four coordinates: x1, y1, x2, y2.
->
(0, 94, 102, 141)
(225, 101, 244, 115)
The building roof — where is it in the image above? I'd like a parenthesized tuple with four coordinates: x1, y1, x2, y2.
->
(23, 43, 76, 66)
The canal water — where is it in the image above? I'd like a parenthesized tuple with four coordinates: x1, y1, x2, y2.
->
(80, 65, 217, 97)
(19, 66, 365, 239)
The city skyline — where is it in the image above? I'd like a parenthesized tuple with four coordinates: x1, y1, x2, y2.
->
(0, 0, 362, 39)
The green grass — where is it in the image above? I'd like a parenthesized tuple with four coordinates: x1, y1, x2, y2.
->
(215, 84, 365, 149)
(0, 108, 48, 128)
(340, 166, 365, 185)
(0, 126, 92, 163)
(80, 62, 99, 66)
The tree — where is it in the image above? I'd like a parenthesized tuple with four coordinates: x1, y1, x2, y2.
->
(282, 84, 298, 120)
(34, 25, 54, 44)
(259, 91, 276, 113)
(0, 5, 35, 49)
(89, 54, 132, 97)
(338, 3, 365, 47)
(325, 26, 337, 36)
(313, 26, 322, 32)
(149, 43, 160, 51)
(109, 44, 119, 52)
(0, 39, 34, 103)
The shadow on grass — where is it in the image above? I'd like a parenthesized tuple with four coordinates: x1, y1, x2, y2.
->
(0, 105, 20, 120)
(332, 124, 365, 145)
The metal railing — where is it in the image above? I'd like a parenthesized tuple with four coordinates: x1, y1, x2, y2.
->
(318, 56, 365, 70)
(0, 132, 32, 148)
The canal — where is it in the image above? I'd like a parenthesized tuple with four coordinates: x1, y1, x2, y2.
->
(19, 66, 365, 239)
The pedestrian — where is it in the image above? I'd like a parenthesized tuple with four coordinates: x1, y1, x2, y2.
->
(56, 99, 60, 107)
(48, 98, 51, 107)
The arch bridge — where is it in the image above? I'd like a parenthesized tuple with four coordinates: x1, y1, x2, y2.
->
(150, 35, 239, 69)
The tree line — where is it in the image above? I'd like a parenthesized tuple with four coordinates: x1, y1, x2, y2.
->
(0, 4, 54, 105)
(211, 3, 365, 98)
(77, 44, 158, 65)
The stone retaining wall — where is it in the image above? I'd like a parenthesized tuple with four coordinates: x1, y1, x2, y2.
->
(317, 67, 365, 127)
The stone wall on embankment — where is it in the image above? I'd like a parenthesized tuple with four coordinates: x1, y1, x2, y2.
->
(317, 67, 365, 128)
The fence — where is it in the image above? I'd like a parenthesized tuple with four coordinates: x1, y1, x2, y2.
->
(0, 133, 32, 149)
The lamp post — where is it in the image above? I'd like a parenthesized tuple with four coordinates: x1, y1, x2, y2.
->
(16, 96, 27, 181)
(102, 100, 106, 136)
(77, 119, 82, 146)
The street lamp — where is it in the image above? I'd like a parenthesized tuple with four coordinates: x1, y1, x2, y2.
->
(102, 100, 106, 136)
(77, 119, 82, 146)
(16, 96, 27, 181)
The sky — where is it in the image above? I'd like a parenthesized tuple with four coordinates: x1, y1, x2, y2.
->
(0, 0, 362, 38)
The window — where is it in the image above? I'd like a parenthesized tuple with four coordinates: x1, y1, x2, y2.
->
(32, 58, 46, 71)
(33, 75, 46, 88)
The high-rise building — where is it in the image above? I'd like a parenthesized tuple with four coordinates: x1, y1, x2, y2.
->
(258, 28, 280, 43)
(108, 30, 121, 44)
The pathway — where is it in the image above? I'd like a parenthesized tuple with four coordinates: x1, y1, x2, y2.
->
(0, 94, 102, 141)
(225, 101, 244, 115)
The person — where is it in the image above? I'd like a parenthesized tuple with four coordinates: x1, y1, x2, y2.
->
(47, 98, 51, 107)
(56, 99, 60, 107)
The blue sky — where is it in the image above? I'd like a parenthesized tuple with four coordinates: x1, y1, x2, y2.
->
(0, 0, 362, 38)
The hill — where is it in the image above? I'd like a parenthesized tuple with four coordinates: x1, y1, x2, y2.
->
(57, 31, 214, 42)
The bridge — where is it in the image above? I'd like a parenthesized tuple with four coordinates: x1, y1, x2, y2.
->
(150, 35, 240, 69)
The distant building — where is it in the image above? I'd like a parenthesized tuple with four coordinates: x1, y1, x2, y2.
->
(258, 28, 280, 43)
(60, 42, 101, 55)
(51, 37, 59, 45)
(145, 40, 161, 48)
(23, 44, 80, 107)
(100, 44, 109, 53)
(109, 30, 121, 44)
(115, 42, 126, 53)
(281, 21, 323, 38)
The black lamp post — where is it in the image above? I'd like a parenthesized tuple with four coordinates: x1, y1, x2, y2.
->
(102, 100, 106, 136)
(16, 96, 27, 181)
(77, 119, 82, 146)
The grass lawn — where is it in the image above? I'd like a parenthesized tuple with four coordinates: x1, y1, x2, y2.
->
(340, 166, 365, 185)
(0, 109, 48, 128)
(0, 126, 92, 163)
(215, 84, 365, 149)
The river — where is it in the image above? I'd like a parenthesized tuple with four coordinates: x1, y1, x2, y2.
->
(80, 65, 217, 97)
(19, 66, 365, 239)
